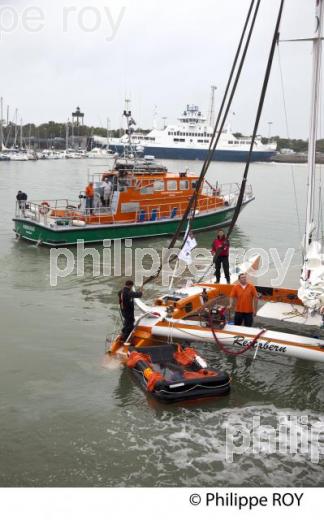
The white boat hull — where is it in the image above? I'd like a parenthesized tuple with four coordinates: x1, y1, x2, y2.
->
(150, 321, 324, 362)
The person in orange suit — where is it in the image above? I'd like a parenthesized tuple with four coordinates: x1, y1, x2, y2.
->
(229, 273, 258, 327)
(85, 182, 94, 215)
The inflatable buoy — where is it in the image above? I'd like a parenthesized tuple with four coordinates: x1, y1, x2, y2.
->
(39, 201, 50, 215)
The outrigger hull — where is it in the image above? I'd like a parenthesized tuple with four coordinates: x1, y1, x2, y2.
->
(150, 321, 324, 363)
(13, 203, 248, 246)
(133, 280, 324, 364)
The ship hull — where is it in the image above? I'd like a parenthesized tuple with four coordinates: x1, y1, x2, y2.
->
(13, 201, 252, 246)
(110, 144, 275, 162)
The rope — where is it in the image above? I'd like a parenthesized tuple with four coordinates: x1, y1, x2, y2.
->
(143, 0, 259, 286)
(208, 308, 266, 356)
(225, 0, 285, 239)
(197, 1, 285, 284)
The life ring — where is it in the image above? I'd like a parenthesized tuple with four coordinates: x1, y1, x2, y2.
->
(39, 201, 50, 215)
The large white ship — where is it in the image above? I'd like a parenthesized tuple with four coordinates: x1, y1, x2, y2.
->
(109, 104, 276, 162)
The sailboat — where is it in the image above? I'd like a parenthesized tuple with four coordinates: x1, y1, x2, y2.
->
(110, 0, 324, 365)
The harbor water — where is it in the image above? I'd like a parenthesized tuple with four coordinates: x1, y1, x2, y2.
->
(0, 158, 323, 486)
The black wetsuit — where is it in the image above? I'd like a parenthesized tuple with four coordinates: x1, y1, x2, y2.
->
(118, 286, 143, 341)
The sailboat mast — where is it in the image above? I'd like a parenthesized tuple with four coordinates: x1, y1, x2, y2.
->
(106, 117, 109, 149)
(20, 118, 23, 149)
(305, 0, 323, 250)
(0, 97, 3, 152)
(65, 119, 69, 150)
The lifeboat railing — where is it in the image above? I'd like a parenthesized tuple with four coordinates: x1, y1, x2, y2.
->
(202, 182, 253, 206)
(15, 182, 253, 226)
(15, 199, 81, 225)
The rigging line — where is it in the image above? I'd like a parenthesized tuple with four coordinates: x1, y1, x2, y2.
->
(178, 0, 259, 234)
(142, 0, 259, 286)
(226, 0, 286, 240)
(190, 0, 261, 220)
(197, 0, 286, 285)
(277, 46, 303, 240)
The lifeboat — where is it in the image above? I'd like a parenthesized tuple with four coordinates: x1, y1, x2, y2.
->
(109, 337, 230, 403)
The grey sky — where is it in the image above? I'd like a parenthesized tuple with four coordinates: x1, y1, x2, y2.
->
(0, 0, 320, 138)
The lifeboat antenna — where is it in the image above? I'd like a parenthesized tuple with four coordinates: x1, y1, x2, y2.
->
(208, 85, 217, 127)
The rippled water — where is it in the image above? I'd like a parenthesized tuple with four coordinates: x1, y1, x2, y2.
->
(0, 158, 323, 486)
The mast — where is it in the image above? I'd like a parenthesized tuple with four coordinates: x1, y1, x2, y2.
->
(13, 109, 18, 147)
(123, 98, 136, 160)
(106, 117, 110, 149)
(304, 0, 323, 253)
(208, 85, 217, 127)
(20, 118, 23, 149)
(71, 119, 74, 149)
(65, 119, 69, 150)
(0, 97, 3, 152)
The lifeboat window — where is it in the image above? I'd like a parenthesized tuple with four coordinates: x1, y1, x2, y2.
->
(192, 181, 197, 188)
(167, 180, 177, 191)
(140, 185, 154, 194)
(153, 180, 164, 191)
(180, 180, 189, 190)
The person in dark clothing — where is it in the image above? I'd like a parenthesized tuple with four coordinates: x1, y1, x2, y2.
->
(118, 280, 143, 341)
(16, 191, 28, 214)
(211, 229, 230, 283)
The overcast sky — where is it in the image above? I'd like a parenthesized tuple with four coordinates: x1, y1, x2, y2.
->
(0, 0, 321, 138)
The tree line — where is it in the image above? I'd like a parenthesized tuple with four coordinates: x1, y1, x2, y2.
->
(4, 122, 324, 152)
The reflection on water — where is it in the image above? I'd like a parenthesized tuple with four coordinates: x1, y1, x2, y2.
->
(0, 159, 323, 487)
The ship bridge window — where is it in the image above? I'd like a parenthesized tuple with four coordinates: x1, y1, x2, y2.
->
(140, 185, 154, 195)
(167, 180, 177, 191)
(153, 180, 164, 191)
(179, 180, 189, 190)
(228, 141, 233, 144)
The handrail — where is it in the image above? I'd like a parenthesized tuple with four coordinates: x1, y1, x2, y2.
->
(15, 183, 253, 225)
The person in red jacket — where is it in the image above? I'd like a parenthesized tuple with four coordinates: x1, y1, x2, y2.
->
(211, 229, 230, 284)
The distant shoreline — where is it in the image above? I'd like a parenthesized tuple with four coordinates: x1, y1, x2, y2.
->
(271, 153, 324, 164)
